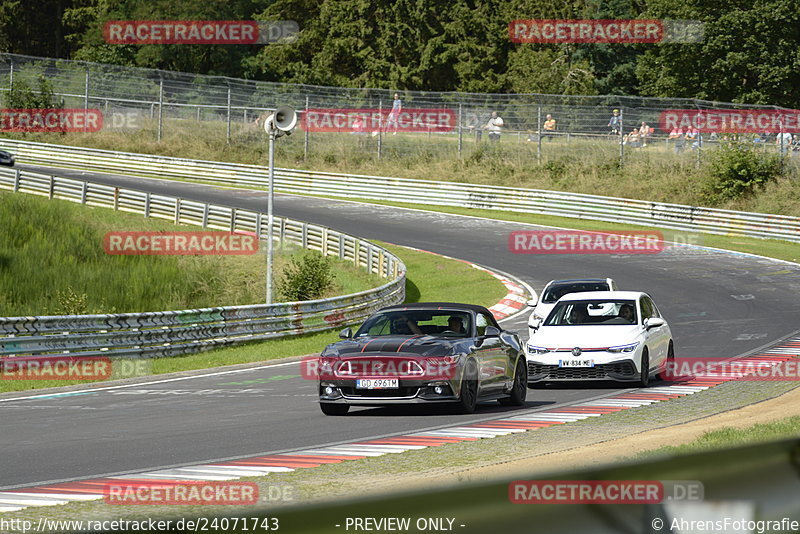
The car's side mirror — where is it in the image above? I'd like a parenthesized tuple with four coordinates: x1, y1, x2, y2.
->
(483, 326, 501, 337)
(339, 327, 353, 339)
(526, 298, 538, 307)
(644, 318, 665, 330)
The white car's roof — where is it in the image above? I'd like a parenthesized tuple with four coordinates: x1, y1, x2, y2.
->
(558, 290, 647, 301)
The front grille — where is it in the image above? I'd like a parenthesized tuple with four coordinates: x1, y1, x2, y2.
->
(528, 361, 637, 380)
(340, 387, 420, 398)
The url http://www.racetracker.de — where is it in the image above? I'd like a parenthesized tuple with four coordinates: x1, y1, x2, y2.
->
(0, 516, 280, 533)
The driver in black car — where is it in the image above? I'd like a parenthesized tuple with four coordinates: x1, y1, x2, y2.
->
(446, 316, 466, 334)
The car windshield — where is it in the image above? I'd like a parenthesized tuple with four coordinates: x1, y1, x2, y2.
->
(541, 282, 610, 303)
(355, 310, 472, 337)
(543, 300, 637, 326)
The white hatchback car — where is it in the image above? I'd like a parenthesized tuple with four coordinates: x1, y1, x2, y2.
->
(527, 278, 616, 339)
(526, 291, 673, 386)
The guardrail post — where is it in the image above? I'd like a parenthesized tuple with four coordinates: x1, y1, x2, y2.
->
(338, 234, 345, 259)
(378, 250, 385, 275)
(354, 239, 360, 267)
(49, 175, 55, 199)
(81, 181, 88, 204)
(144, 192, 151, 217)
(230, 208, 237, 232)
(255, 213, 262, 242)
(279, 218, 286, 251)
(13, 168, 20, 192)
(367, 246, 374, 274)
(174, 198, 181, 224)
(113, 187, 119, 209)
(302, 222, 308, 249)
(322, 227, 329, 256)
(202, 203, 209, 228)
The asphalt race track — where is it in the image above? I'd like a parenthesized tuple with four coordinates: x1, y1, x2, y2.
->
(2, 162, 800, 490)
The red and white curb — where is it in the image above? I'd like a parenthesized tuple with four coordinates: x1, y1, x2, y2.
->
(2, 337, 797, 514)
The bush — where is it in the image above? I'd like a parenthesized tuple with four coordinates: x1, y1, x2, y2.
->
(277, 251, 335, 301)
(702, 142, 782, 203)
(4, 76, 60, 109)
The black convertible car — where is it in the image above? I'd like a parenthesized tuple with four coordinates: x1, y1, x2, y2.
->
(0, 149, 14, 167)
(316, 302, 527, 415)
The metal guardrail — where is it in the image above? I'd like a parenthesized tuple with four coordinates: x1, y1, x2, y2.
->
(4, 138, 800, 243)
(0, 167, 405, 358)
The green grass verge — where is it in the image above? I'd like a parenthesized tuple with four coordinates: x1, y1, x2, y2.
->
(638, 415, 800, 458)
(0, 241, 508, 393)
(0, 191, 383, 315)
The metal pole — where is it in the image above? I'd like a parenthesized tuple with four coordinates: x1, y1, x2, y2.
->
(266, 129, 276, 304)
(157, 75, 164, 142)
(619, 107, 624, 164)
(457, 103, 463, 156)
(9, 56, 13, 90)
(226, 83, 231, 144)
(304, 95, 309, 161)
(84, 67, 89, 132)
(377, 99, 383, 159)
(537, 106, 542, 163)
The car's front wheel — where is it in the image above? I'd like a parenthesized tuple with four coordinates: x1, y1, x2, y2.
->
(455, 362, 479, 414)
(320, 403, 349, 416)
(499, 358, 527, 406)
(658, 342, 675, 381)
(637, 349, 650, 387)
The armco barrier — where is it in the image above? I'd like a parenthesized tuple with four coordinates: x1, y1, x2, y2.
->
(0, 168, 405, 358)
(3, 138, 800, 243)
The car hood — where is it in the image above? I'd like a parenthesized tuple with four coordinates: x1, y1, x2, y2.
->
(529, 325, 642, 349)
(326, 335, 462, 357)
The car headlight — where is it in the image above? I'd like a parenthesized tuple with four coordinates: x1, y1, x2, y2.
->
(527, 344, 549, 355)
(608, 342, 639, 353)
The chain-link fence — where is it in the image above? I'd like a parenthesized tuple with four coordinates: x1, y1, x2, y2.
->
(1, 53, 799, 169)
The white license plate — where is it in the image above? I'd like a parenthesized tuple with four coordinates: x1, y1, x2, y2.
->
(559, 359, 595, 368)
(356, 378, 399, 389)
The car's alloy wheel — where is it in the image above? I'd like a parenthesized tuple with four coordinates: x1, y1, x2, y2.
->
(658, 342, 675, 381)
(499, 358, 527, 406)
(320, 403, 349, 416)
(638, 349, 650, 387)
(456, 362, 479, 414)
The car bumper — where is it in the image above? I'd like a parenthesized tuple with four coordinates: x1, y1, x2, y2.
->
(318, 380, 459, 405)
(526, 358, 639, 382)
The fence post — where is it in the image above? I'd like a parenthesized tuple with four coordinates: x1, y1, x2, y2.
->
(144, 191, 151, 217)
(537, 106, 542, 163)
(457, 103, 463, 157)
(255, 213, 262, 241)
(377, 99, 383, 159)
(619, 107, 624, 165)
(8, 55, 13, 90)
(174, 197, 181, 224)
(279, 218, 286, 251)
(196, 106, 200, 122)
(84, 67, 90, 133)
(157, 74, 164, 142)
(338, 234, 345, 259)
(302, 222, 308, 248)
(230, 207, 237, 232)
(81, 181, 88, 204)
(202, 204, 209, 228)
(13, 168, 20, 192)
(304, 95, 309, 161)
(49, 176, 55, 199)
(226, 83, 232, 144)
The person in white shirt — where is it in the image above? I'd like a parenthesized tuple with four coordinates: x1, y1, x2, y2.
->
(777, 131, 792, 154)
(486, 111, 504, 142)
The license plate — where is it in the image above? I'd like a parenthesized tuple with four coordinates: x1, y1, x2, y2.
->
(356, 378, 399, 389)
(559, 359, 595, 368)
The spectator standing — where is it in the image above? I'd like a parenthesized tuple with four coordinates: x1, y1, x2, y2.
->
(668, 127, 685, 153)
(543, 114, 556, 141)
(486, 111, 504, 142)
(385, 93, 402, 135)
(639, 122, 651, 147)
(777, 130, 792, 155)
(608, 109, 621, 135)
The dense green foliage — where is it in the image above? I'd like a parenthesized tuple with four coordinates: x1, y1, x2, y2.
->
(277, 251, 335, 301)
(0, 0, 798, 105)
(701, 141, 783, 202)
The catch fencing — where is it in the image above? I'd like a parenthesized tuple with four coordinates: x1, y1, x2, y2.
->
(0, 166, 405, 359)
(1, 53, 798, 165)
(3, 138, 800, 243)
